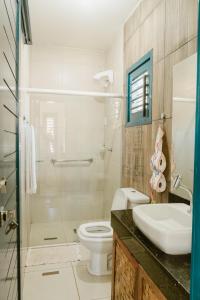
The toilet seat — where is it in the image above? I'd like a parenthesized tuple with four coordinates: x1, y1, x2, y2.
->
(79, 221, 113, 238)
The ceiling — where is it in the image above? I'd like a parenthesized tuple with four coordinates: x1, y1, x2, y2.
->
(28, 0, 139, 51)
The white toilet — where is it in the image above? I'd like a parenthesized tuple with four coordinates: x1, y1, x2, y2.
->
(77, 188, 150, 276)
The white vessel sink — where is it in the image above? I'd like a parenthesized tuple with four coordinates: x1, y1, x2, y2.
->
(132, 203, 192, 255)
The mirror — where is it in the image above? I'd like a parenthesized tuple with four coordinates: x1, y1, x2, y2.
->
(171, 53, 197, 200)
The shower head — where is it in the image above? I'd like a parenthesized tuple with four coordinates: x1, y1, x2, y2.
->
(94, 70, 114, 87)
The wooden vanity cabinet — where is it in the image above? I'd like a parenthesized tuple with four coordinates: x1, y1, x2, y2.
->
(112, 234, 139, 299)
(138, 266, 167, 300)
(112, 234, 167, 300)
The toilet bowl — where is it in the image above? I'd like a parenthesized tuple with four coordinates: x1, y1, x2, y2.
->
(77, 221, 113, 276)
(77, 188, 150, 276)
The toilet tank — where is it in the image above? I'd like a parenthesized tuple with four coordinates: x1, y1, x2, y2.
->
(111, 188, 150, 211)
(125, 188, 150, 209)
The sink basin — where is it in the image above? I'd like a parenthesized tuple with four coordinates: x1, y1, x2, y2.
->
(132, 203, 192, 255)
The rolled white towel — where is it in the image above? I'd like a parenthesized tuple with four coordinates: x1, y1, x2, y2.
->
(150, 151, 166, 173)
(154, 126, 164, 152)
(150, 172, 166, 193)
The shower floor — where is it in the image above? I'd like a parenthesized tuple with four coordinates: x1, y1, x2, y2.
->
(29, 219, 106, 247)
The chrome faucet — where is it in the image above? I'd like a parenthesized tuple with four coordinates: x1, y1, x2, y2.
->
(172, 175, 193, 213)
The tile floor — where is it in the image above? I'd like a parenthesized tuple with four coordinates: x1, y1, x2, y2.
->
(29, 220, 106, 246)
(23, 243, 111, 300)
(29, 222, 67, 246)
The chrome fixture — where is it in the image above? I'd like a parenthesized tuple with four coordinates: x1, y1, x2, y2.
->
(172, 175, 193, 213)
(5, 220, 18, 235)
(0, 207, 17, 229)
(103, 145, 112, 152)
(51, 158, 93, 165)
(94, 70, 114, 87)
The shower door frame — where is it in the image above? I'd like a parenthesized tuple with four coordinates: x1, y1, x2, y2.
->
(16, 1, 21, 299)
(17, 0, 32, 298)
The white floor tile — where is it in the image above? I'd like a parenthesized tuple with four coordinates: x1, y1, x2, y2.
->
(23, 264, 79, 300)
(30, 222, 66, 246)
(24, 243, 111, 300)
(29, 219, 107, 246)
(25, 262, 71, 273)
(72, 261, 111, 300)
(26, 243, 90, 266)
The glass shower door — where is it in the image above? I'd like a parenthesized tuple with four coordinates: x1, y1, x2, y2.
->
(29, 95, 105, 246)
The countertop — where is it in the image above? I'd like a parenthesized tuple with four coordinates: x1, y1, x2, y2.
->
(111, 209, 190, 300)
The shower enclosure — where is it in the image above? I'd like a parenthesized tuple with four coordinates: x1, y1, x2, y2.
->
(29, 93, 116, 246)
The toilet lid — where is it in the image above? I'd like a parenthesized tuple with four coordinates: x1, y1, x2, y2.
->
(79, 221, 113, 238)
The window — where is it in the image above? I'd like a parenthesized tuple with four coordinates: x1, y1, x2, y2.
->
(126, 50, 153, 127)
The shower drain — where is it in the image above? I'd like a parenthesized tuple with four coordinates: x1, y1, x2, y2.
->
(42, 271, 59, 276)
(44, 237, 58, 241)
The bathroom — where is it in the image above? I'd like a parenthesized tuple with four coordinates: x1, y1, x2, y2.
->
(0, 0, 199, 299)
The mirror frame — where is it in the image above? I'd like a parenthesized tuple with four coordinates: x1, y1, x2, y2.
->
(191, 3, 200, 299)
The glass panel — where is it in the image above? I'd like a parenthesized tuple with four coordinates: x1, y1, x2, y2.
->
(29, 95, 107, 246)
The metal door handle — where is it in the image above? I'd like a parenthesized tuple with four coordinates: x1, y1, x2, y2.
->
(5, 220, 18, 235)
(0, 208, 16, 228)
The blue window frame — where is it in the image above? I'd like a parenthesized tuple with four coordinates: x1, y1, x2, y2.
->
(126, 50, 153, 127)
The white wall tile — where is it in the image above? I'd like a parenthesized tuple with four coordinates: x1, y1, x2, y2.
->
(103, 29, 123, 218)
(29, 45, 106, 226)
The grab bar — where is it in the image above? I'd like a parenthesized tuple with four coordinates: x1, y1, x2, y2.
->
(51, 158, 93, 165)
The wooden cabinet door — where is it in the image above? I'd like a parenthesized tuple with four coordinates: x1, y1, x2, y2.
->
(138, 266, 167, 300)
(112, 236, 138, 300)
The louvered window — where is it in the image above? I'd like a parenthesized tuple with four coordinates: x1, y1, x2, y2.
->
(126, 50, 153, 127)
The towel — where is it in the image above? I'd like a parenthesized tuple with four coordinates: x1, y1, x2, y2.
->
(150, 126, 166, 193)
(154, 126, 164, 152)
(26, 125, 37, 194)
(150, 172, 166, 193)
(150, 151, 166, 173)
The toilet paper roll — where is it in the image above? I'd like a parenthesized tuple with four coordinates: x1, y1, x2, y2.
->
(150, 151, 166, 173)
(150, 172, 166, 193)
